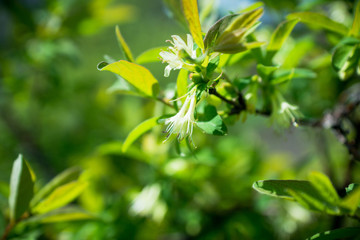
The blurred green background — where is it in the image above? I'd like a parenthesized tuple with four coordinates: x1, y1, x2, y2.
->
(0, 0, 359, 239)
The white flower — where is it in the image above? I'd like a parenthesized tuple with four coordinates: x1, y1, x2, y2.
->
(271, 92, 301, 128)
(164, 87, 197, 142)
(279, 101, 300, 127)
(159, 34, 196, 77)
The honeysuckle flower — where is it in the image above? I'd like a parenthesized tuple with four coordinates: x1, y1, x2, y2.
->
(164, 87, 197, 142)
(279, 101, 300, 127)
(159, 34, 197, 77)
(271, 92, 301, 127)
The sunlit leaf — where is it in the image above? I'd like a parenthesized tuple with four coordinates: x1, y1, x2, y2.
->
(9, 154, 34, 222)
(307, 227, 360, 240)
(349, 0, 360, 37)
(24, 206, 94, 224)
(253, 179, 340, 214)
(197, 105, 227, 135)
(122, 117, 160, 152)
(340, 186, 360, 215)
(115, 26, 134, 62)
(31, 167, 82, 208)
(136, 47, 167, 64)
(287, 12, 349, 35)
(267, 19, 299, 60)
(177, 69, 189, 103)
(32, 181, 88, 214)
(308, 172, 340, 205)
(98, 60, 160, 97)
(107, 76, 143, 96)
(182, 0, 204, 49)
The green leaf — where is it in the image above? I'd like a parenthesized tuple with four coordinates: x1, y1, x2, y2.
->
(253, 180, 312, 200)
(204, 8, 263, 52)
(253, 179, 340, 214)
(271, 68, 316, 85)
(122, 117, 160, 152)
(30, 167, 82, 208)
(196, 105, 227, 135)
(266, 19, 299, 60)
(287, 12, 349, 35)
(332, 44, 360, 80)
(346, 183, 359, 194)
(176, 69, 189, 103)
(339, 185, 360, 215)
(136, 47, 167, 64)
(98, 60, 160, 97)
(182, 0, 204, 49)
(9, 154, 34, 222)
(350, 0, 360, 37)
(257, 64, 279, 81)
(32, 181, 88, 214)
(206, 55, 220, 77)
(308, 172, 340, 205)
(24, 206, 94, 224)
(115, 26, 134, 62)
(307, 227, 360, 240)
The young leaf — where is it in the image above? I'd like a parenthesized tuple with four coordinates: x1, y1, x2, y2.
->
(9, 154, 34, 222)
(136, 47, 167, 64)
(306, 227, 360, 240)
(24, 206, 94, 224)
(30, 167, 82, 208)
(98, 60, 160, 97)
(182, 0, 204, 49)
(32, 181, 88, 214)
(196, 105, 227, 135)
(122, 117, 160, 152)
(266, 19, 299, 61)
(287, 12, 349, 35)
(115, 26, 134, 62)
(349, 0, 360, 37)
(177, 69, 189, 103)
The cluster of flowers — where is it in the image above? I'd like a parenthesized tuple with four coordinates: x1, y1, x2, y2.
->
(160, 34, 199, 142)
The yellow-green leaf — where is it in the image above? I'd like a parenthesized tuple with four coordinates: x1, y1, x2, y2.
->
(24, 206, 94, 224)
(98, 60, 159, 97)
(350, 0, 360, 37)
(340, 186, 360, 215)
(136, 47, 167, 64)
(287, 12, 349, 35)
(182, 0, 204, 49)
(30, 167, 82, 208)
(267, 19, 299, 51)
(32, 181, 88, 214)
(122, 117, 160, 152)
(176, 69, 188, 103)
(115, 25, 134, 62)
(308, 172, 340, 205)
